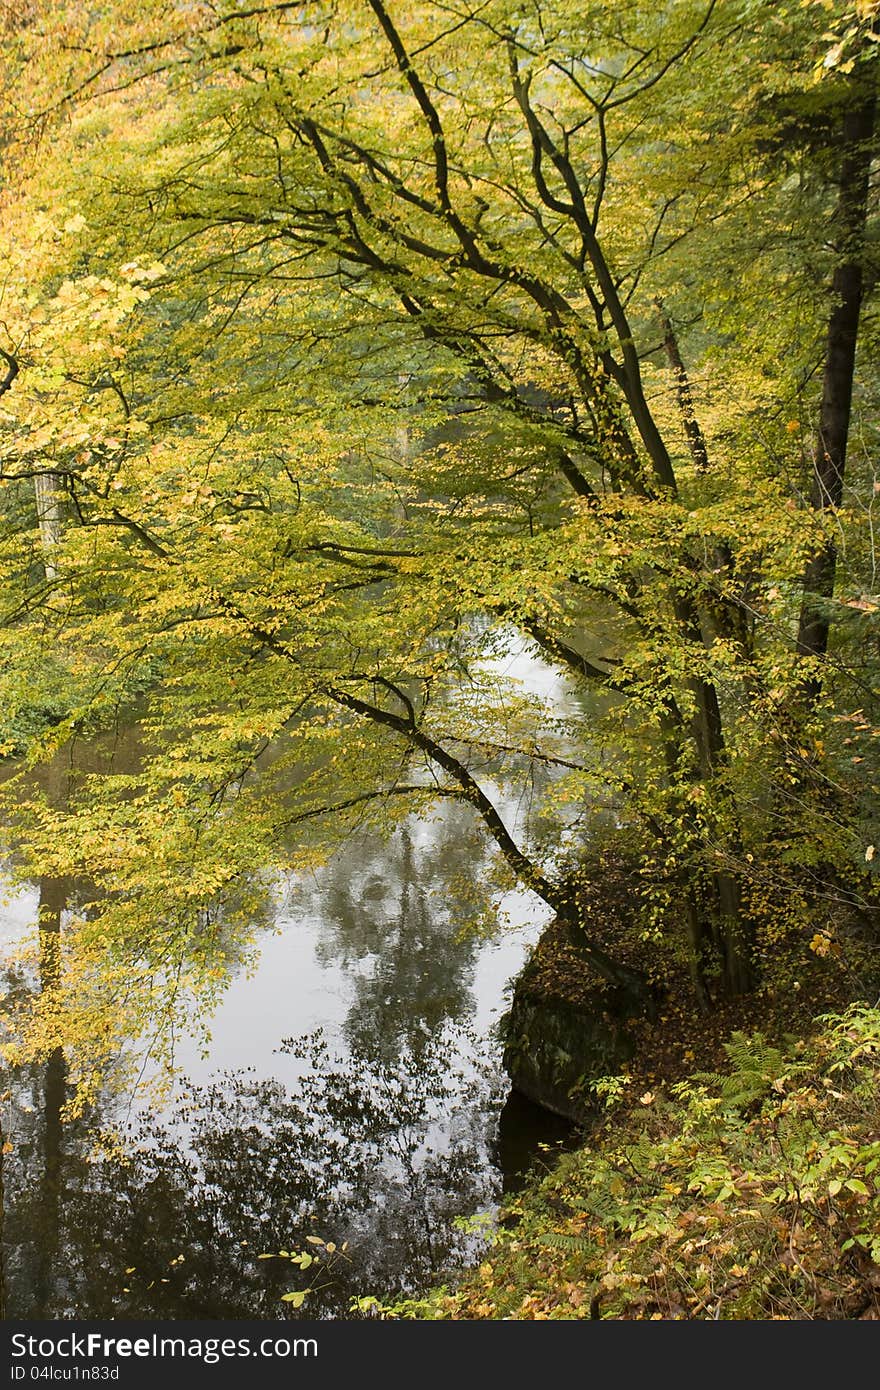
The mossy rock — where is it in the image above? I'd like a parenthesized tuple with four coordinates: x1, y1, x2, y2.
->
(502, 918, 640, 1122)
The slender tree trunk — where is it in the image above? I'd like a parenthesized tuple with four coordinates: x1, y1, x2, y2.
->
(674, 596, 755, 995)
(34, 473, 63, 582)
(655, 298, 709, 473)
(592, 232, 754, 996)
(35, 877, 66, 1318)
(797, 83, 876, 672)
(0, 1103, 5, 1320)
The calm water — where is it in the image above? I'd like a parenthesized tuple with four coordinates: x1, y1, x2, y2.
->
(0, 641, 582, 1319)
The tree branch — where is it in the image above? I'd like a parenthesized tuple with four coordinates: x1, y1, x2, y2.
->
(0, 347, 19, 399)
(326, 681, 647, 993)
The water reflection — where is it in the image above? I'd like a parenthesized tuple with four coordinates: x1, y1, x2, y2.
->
(1, 799, 571, 1318)
(0, 718, 276, 1099)
(0, 635, 586, 1318)
(307, 818, 493, 1060)
(3, 1027, 503, 1319)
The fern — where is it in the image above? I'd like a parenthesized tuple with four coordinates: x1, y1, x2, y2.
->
(621, 1131, 658, 1177)
(690, 1032, 796, 1110)
(537, 1231, 595, 1253)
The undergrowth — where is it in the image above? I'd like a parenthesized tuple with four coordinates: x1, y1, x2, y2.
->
(376, 1004, 880, 1320)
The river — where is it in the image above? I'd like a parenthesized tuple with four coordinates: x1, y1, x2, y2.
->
(0, 638, 584, 1319)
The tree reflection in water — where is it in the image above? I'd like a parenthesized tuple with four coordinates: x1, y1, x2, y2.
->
(1, 733, 560, 1319)
(3, 1025, 503, 1318)
(305, 817, 499, 1063)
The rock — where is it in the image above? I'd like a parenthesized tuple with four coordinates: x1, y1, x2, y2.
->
(501, 919, 640, 1123)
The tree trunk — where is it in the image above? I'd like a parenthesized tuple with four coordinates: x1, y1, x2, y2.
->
(36, 878, 66, 1317)
(796, 82, 876, 672)
(34, 473, 63, 582)
(0, 1104, 5, 1320)
(677, 600, 755, 996)
(655, 298, 709, 473)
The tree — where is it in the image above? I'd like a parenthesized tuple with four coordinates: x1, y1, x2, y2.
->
(0, 0, 877, 1092)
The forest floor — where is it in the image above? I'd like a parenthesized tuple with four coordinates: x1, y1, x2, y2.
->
(389, 859, 880, 1320)
(401, 1002, 880, 1320)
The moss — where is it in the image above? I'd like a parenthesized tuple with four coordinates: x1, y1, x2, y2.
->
(501, 939, 637, 1122)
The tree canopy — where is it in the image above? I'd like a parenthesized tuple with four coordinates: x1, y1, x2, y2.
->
(0, 0, 878, 1096)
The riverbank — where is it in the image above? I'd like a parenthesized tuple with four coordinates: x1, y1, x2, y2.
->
(499, 841, 876, 1121)
(389, 1003, 880, 1320)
